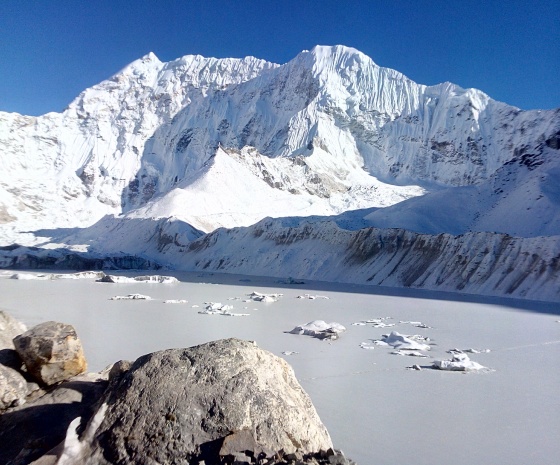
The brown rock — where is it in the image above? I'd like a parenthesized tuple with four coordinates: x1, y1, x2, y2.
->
(13, 321, 87, 386)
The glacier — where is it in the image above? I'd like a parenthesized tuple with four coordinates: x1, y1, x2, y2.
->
(1, 45, 559, 301)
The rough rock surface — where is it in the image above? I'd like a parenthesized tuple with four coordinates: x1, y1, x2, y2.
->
(13, 321, 87, 386)
(0, 364, 28, 411)
(0, 372, 108, 465)
(85, 338, 333, 464)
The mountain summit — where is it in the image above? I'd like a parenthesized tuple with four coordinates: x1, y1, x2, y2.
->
(1, 46, 559, 299)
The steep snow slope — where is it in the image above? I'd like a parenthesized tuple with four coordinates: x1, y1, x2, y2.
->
(124, 146, 424, 232)
(130, 45, 559, 205)
(171, 218, 560, 302)
(364, 132, 560, 237)
(0, 53, 277, 244)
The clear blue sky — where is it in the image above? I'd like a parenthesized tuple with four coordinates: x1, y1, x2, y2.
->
(1, 0, 558, 116)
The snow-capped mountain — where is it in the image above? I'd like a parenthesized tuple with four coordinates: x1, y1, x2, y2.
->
(1, 45, 559, 300)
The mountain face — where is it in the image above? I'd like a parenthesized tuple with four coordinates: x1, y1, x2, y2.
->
(1, 45, 559, 300)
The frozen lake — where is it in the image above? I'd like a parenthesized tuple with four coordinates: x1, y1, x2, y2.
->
(1, 270, 559, 465)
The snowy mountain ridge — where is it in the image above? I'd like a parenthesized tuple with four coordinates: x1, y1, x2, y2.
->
(1, 45, 559, 300)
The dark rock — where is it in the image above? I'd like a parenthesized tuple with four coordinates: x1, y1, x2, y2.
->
(13, 321, 87, 386)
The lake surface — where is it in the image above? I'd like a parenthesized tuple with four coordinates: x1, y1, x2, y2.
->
(1, 270, 559, 465)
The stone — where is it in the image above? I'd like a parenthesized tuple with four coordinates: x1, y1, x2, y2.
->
(13, 321, 87, 386)
(0, 363, 28, 411)
(0, 372, 108, 465)
(84, 338, 333, 464)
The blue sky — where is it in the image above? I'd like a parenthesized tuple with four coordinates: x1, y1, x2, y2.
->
(1, 0, 558, 115)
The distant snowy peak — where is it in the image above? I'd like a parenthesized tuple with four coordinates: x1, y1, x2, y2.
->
(128, 44, 559, 212)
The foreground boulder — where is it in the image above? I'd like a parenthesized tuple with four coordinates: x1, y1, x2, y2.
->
(13, 321, 87, 386)
(83, 338, 333, 464)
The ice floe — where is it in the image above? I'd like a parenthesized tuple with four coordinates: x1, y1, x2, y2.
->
(198, 302, 249, 316)
(97, 275, 178, 284)
(287, 320, 346, 340)
(399, 320, 432, 329)
(247, 291, 283, 302)
(352, 317, 395, 328)
(163, 299, 188, 304)
(110, 294, 152, 300)
(432, 353, 488, 371)
(10, 271, 105, 280)
(447, 348, 490, 355)
(391, 349, 429, 357)
(282, 351, 299, 356)
(369, 331, 431, 351)
(296, 294, 329, 300)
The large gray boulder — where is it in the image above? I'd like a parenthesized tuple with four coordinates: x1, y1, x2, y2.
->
(13, 321, 87, 386)
(84, 338, 333, 464)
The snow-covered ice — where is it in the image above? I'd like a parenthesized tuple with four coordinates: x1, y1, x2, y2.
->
(432, 353, 488, 371)
(247, 291, 283, 302)
(370, 331, 431, 351)
(110, 294, 152, 300)
(1, 272, 559, 465)
(98, 275, 178, 284)
(198, 302, 249, 316)
(288, 320, 346, 340)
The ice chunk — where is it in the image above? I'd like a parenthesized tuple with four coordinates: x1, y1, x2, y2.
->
(198, 302, 249, 316)
(288, 320, 346, 340)
(433, 353, 487, 371)
(296, 294, 329, 300)
(110, 294, 152, 300)
(247, 291, 283, 302)
(391, 349, 429, 357)
(373, 331, 431, 351)
(163, 299, 188, 304)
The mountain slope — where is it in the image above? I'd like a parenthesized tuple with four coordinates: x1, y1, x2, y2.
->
(1, 45, 559, 300)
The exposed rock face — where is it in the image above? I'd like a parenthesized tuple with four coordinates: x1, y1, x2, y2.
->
(85, 338, 333, 464)
(0, 364, 28, 411)
(13, 321, 87, 386)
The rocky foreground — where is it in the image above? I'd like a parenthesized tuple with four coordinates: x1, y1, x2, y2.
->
(0, 311, 355, 464)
